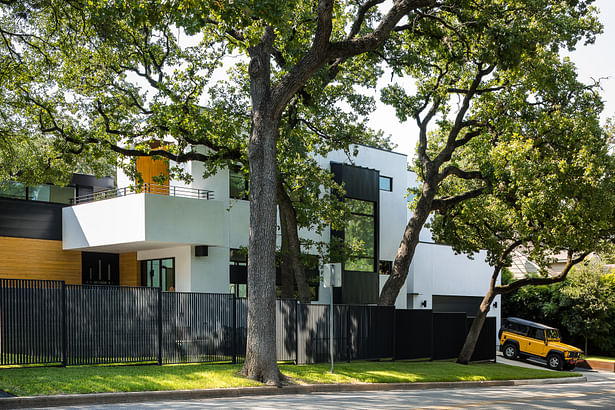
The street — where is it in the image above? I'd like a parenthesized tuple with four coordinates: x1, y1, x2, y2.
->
(52, 361, 615, 410)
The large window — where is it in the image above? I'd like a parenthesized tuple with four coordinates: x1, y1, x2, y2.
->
(345, 198, 376, 272)
(229, 166, 249, 200)
(141, 258, 175, 291)
(0, 181, 75, 204)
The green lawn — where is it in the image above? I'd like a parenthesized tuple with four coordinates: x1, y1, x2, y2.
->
(0, 361, 581, 397)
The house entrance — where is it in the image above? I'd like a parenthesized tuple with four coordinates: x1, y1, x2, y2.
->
(82, 252, 119, 285)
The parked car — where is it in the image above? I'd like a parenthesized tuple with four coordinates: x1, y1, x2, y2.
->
(499, 317, 583, 370)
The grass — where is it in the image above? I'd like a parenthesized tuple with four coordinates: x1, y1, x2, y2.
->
(279, 361, 579, 384)
(0, 360, 581, 397)
(584, 355, 615, 362)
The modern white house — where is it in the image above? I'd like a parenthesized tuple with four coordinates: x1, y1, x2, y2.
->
(0, 143, 499, 330)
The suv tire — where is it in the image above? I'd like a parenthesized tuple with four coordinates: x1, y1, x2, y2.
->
(547, 353, 564, 371)
(503, 343, 518, 360)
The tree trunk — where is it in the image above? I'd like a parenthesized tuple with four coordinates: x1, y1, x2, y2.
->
(241, 30, 281, 385)
(585, 336, 588, 355)
(457, 288, 496, 364)
(277, 180, 312, 303)
(379, 176, 437, 305)
(279, 208, 295, 299)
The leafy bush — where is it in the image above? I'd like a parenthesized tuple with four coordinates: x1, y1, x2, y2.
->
(503, 260, 615, 355)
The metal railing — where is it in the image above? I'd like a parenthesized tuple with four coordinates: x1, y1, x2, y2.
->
(71, 183, 214, 205)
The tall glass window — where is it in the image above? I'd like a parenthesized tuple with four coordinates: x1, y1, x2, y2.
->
(345, 198, 376, 272)
(229, 166, 249, 200)
(141, 258, 175, 291)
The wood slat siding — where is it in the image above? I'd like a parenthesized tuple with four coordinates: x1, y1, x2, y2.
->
(135, 156, 169, 186)
(119, 252, 140, 287)
(0, 237, 81, 283)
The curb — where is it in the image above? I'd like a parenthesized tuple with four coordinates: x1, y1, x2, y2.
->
(0, 376, 586, 409)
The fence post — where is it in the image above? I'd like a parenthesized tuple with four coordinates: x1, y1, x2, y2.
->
(346, 308, 351, 363)
(295, 300, 299, 365)
(61, 281, 67, 367)
(392, 308, 397, 361)
(157, 288, 162, 365)
(232, 293, 237, 365)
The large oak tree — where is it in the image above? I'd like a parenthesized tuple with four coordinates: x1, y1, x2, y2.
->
(0, 0, 437, 384)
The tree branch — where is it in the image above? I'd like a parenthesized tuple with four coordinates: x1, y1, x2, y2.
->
(495, 250, 589, 295)
(436, 165, 483, 184)
(431, 183, 490, 213)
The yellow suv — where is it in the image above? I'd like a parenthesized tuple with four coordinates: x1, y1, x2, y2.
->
(499, 317, 583, 370)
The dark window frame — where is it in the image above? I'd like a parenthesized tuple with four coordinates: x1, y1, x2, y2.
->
(140, 257, 176, 291)
(379, 175, 393, 192)
(344, 197, 377, 273)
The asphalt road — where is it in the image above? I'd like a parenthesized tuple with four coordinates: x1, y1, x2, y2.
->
(50, 358, 615, 410)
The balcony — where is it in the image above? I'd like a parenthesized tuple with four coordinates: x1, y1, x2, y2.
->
(71, 183, 214, 204)
(62, 187, 225, 253)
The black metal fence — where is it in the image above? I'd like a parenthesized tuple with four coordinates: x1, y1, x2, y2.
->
(0, 279, 495, 367)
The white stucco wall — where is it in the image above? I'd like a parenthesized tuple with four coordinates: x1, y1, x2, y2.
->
(144, 194, 226, 246)
(63, 194, 226, 251)
(63, 194, 146, 249)
(190, 245, 230, 293)
(228, 200, 250, 249)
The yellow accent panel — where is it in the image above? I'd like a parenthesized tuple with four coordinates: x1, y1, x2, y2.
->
(135, 156, 169, 186)
(0, 237, 82, 284)
(119, 252, 140, 287)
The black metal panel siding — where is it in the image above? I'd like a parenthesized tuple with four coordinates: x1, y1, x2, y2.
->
(330, 162, 379, 202)
(0, 198, 64, 240)
(432, 312, 467, 360)
(432, 295, 483, 316)
(0, 279, 64, 365)
(467, 317, 496, 362)
(70, 174, 115, 190)
(341, 271, 379, 305)
(65, 285, 158, 365)
(394, 309, 433, 360)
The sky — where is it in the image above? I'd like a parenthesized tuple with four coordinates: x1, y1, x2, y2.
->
(371, 0, 615, 159)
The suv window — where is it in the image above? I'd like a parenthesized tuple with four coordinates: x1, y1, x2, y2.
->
(505, 321, 529, 336)
(531, 328, 545, 341)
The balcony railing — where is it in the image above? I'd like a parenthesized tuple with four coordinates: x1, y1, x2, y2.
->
(71, 183, 215, 205)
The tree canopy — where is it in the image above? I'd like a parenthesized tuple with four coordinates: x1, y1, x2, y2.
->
(377, 0, 602, 305)
(428, 61, 615, 362)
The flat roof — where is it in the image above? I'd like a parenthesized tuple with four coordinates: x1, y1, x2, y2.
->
(354, 143, 408, 157)
(504, 317, 556, 330)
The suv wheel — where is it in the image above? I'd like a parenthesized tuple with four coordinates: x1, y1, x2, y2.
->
(503, 343, 518, 360)
(547, 353, 564, 371)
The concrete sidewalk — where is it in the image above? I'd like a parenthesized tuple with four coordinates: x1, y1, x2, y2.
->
(0, 375, 587, 409)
